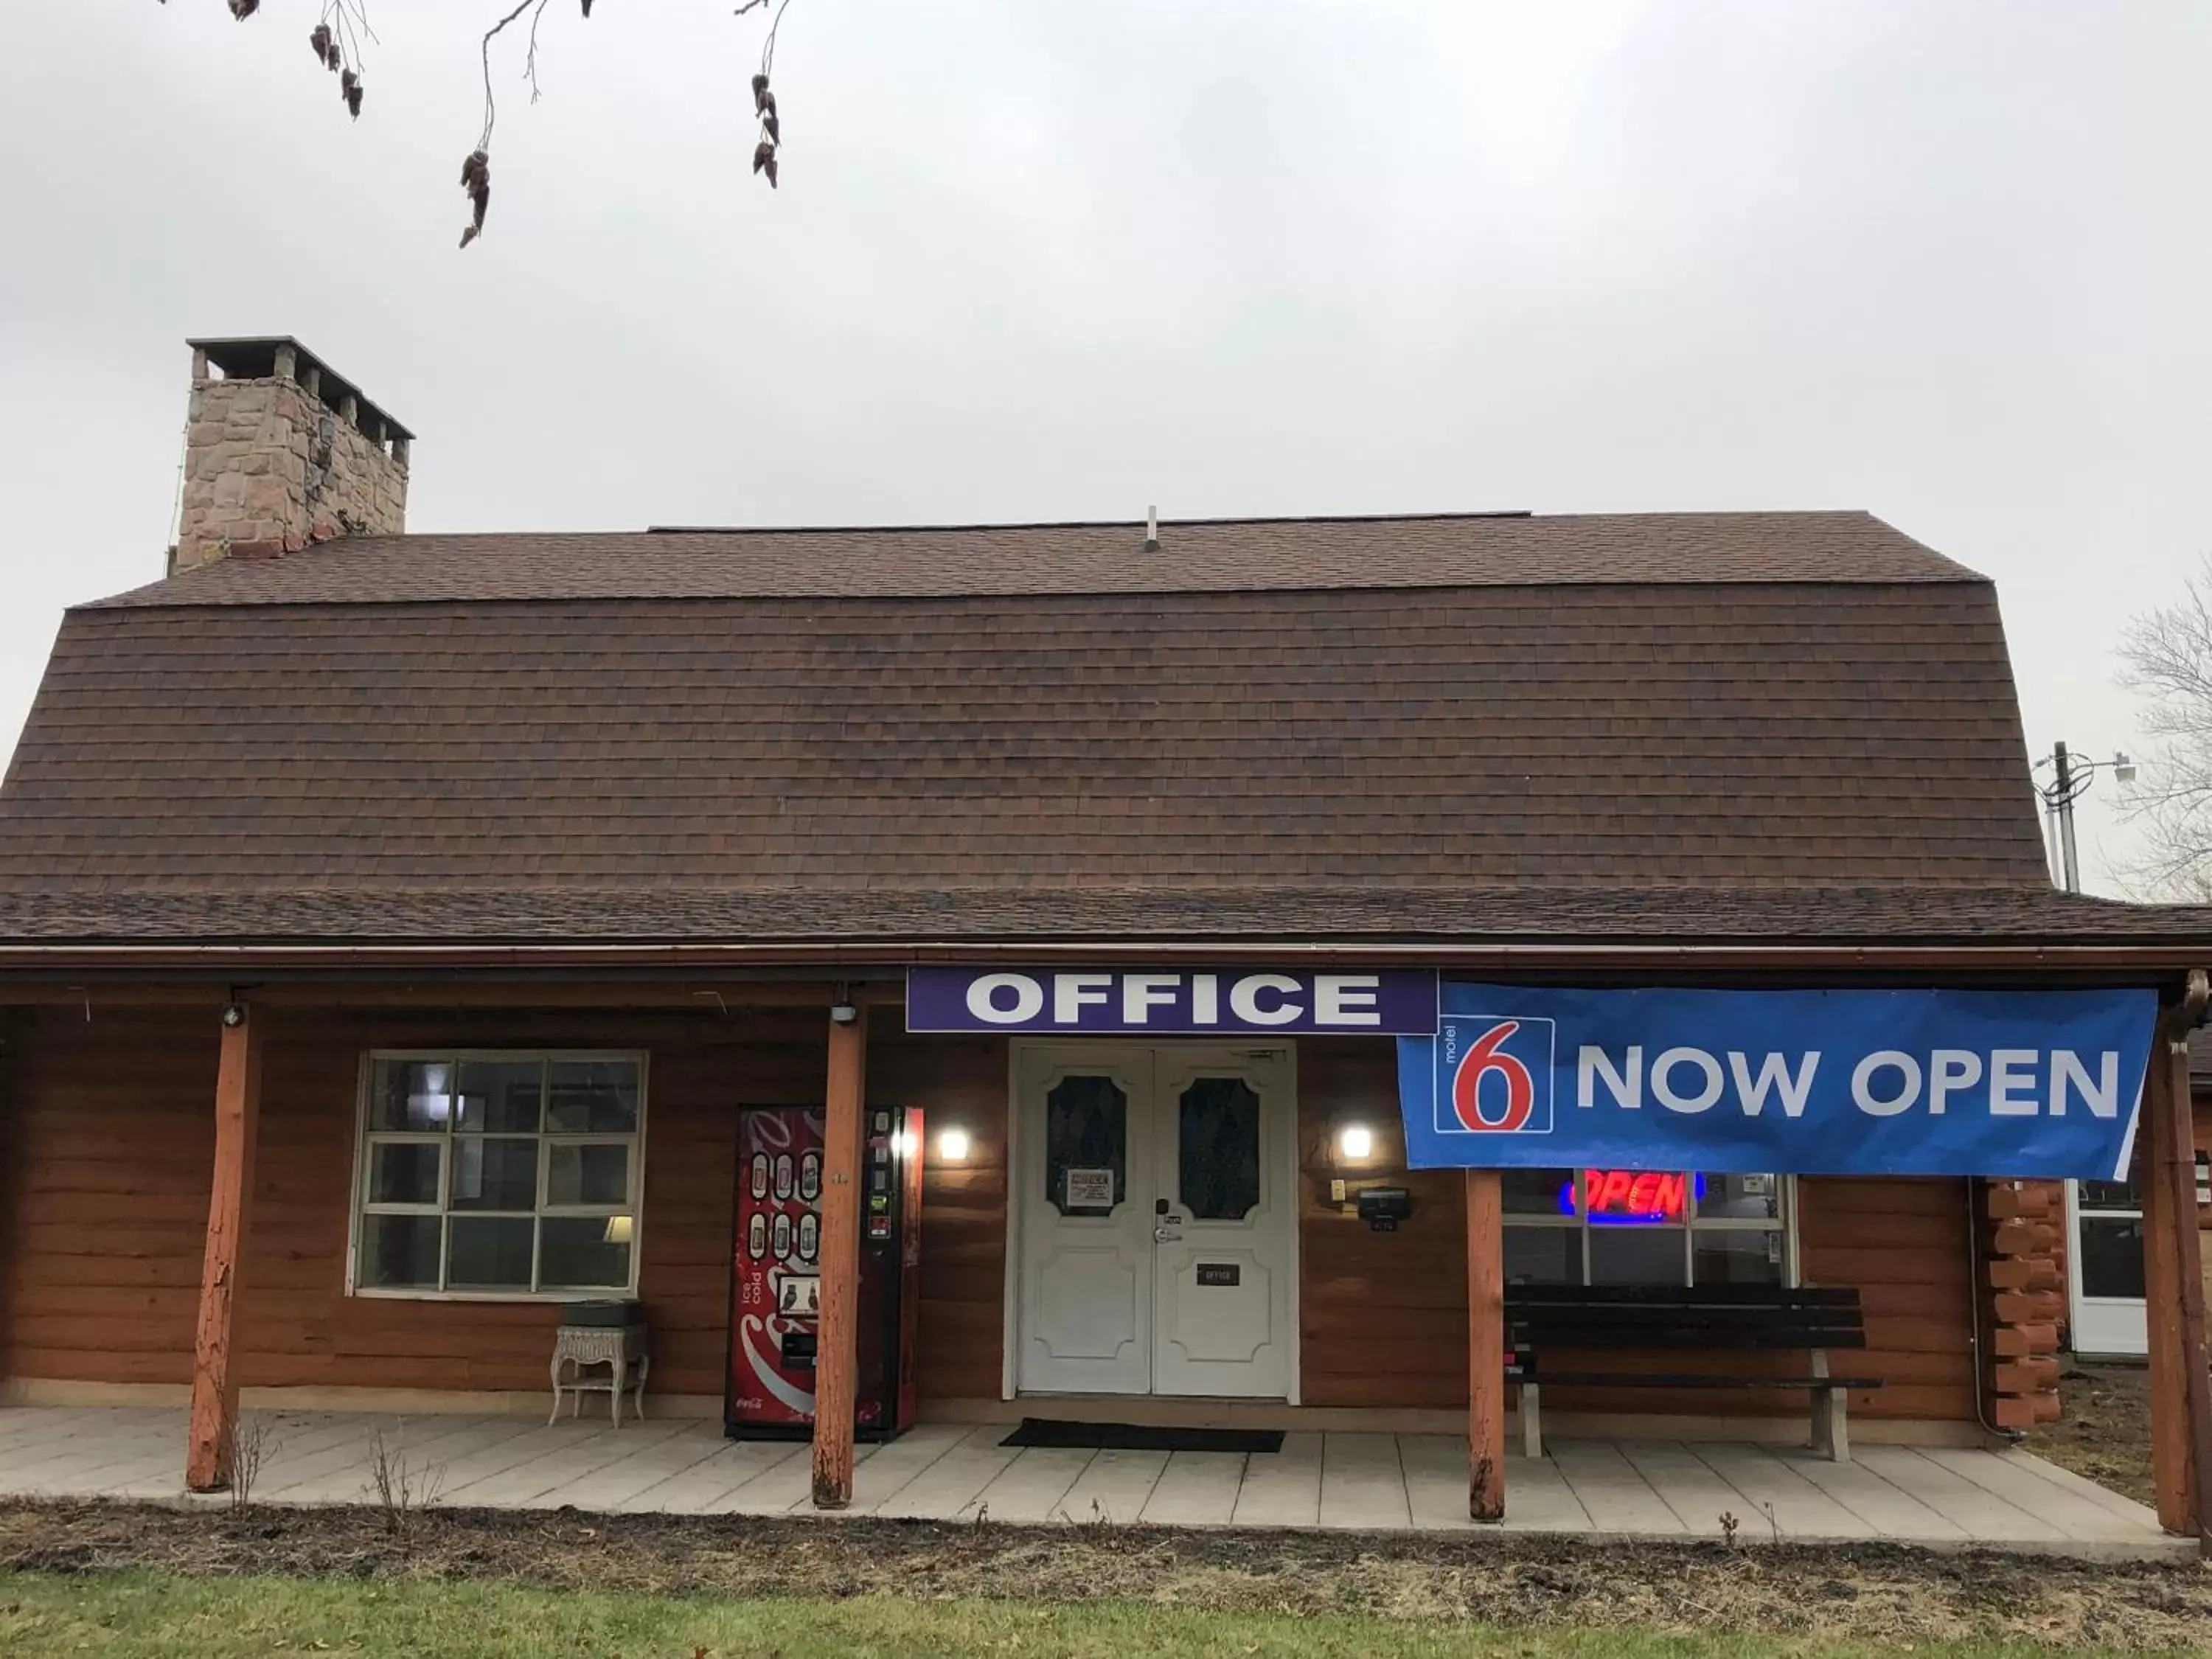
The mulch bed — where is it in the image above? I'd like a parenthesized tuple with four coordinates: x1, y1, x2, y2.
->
(2030, 1360, 2157, 1506)
(1, 1498, 2208, 1651)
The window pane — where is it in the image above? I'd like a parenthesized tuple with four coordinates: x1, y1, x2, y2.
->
(1590, 1225, 1686, 1287)
(451, 1137, 539, 1211)
(1178, 1077, 1261, 1222)
(360, 1214, 442, 1289)
(2079, 1178, 2141, 1214)
(369, 1060, 454, 1132)
(1046, 1074, 1127, 1216)
(1504, 1225, 1579, 1286)
(548, 1143, 630, 1208)
(367, 1141, 442, 1207)
(1693, 1229, 1784, 1286)
(1697, 1172, 1781, 1221)
(2079, 1217, 2147, 1299)
(448, 1215, 534, 1289)
(457, 1060, 544, 1133)
(548, 1061, 639, 1133)
(1503, 1169, 1574, 1217)
(540, 1217, 633, 1290)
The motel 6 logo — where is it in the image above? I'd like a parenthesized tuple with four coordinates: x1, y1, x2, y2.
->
(1437, 1015, 1557, 1135)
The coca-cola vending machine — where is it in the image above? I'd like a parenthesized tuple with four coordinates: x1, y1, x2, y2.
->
(725, 1104, 922, 1441)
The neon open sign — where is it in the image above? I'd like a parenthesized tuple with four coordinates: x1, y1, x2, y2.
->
(1557, 1169, 1708, 1225)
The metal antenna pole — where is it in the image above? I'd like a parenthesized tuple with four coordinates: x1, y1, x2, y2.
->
(2053, 740, 2081, 894)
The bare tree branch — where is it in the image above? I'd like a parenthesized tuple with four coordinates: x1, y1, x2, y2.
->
(2114, 552, 2212, 898)
(479, 0, 549, 150)
(182, 0, 804, 245)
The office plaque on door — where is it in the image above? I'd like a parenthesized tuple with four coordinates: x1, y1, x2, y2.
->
(1195, 1263, 1240, 1287)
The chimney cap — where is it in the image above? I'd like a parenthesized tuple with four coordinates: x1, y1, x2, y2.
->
(185, 335, 414, 441)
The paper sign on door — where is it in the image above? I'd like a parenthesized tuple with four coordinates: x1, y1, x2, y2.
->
(1063, 1167, 1115, 1210)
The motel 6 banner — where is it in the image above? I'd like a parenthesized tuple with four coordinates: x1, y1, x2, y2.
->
(1397, 982, 2159, 1182)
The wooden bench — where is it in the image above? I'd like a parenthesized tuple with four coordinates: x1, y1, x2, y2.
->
(1504, 1284, 1885, 1461)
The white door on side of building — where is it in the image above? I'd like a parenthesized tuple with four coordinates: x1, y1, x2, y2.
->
(1014, 1041, 1295, 1399)
(2066, 1177, 2148, 1357)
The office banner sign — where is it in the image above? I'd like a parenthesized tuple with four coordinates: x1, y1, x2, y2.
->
(906, 967, 1439, 1035)
(1396, 982, 2157, 1180)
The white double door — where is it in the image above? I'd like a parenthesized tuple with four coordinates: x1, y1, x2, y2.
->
(1015, 1043, 1294, 1399)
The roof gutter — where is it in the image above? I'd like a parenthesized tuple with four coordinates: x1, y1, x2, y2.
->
(0, 936, 2205, 975)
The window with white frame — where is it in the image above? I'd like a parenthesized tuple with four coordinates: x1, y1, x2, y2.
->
(352, 1052, 644, 1297)
(1501, 1168, 1790, 1287)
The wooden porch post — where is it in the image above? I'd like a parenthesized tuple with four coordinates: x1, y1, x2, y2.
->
(1466, 1167, 1506, 1521)
(811, 1003, 867, 1509)
(2143, 975, 2211, 1544)
(187, 1002, 263, 1492)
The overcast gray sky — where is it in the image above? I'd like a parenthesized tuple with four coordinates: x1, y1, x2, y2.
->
(2, 1, 2203, 894)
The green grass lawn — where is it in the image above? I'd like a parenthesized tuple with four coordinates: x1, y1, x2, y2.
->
(0, 1569, 2191, 1659)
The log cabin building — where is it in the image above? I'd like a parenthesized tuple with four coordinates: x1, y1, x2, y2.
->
(0, 341, 2205, 1524)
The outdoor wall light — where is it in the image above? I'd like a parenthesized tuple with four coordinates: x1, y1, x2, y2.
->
(1336, 1123, 1374, 1162)
(829, 1001, 859, 1025)
(220, 1004, 246, 1029)
(937, 1127, 971, 1164)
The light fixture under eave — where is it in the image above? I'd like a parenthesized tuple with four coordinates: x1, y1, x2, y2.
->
(1337, 1124, 1374, 1162)
(937, 1127, 971, 1164)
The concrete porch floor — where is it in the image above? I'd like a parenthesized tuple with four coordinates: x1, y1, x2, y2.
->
(0, 1407, 2183, 1559)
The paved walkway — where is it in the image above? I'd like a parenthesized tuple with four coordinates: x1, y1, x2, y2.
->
(0, 1408, 2182, 1557)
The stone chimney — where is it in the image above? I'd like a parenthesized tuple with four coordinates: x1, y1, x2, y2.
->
(173, 336, 411, 571)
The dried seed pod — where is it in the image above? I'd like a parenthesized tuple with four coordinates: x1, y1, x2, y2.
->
(752, 73, 771, 115)
(763, 110, 779, 144)
(582, 0, 594, 13)
(342, 71, 362, 119)
(459, 150, 492, 248)
(229, 0, 260, 18)
(310, 23, 333, 63)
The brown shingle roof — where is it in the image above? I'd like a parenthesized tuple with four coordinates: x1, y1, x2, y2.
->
(3, 508, 2188, 953)
(91, 510, 1977, 608)
(1, 582, 2045, 891)
(0, 884, 2200, 948)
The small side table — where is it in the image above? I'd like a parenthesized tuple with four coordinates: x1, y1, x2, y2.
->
(549, 1323, 650, 1426)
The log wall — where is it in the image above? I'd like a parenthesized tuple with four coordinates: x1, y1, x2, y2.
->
(0, 1012, 1979, 1421)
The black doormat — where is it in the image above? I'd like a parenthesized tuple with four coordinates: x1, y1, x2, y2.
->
(998, 1418, 1284, 1454)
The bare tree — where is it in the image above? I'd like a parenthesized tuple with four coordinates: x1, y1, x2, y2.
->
(2116, 555, 2212, 899)
(161, 1, 799, 247)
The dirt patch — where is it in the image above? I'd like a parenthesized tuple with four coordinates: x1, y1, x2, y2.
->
(1, 1499, 2206, 1652)
(2029, 1360, 2155, 1506)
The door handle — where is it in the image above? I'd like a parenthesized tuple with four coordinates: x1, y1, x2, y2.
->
(1153, 1225, 1181, 1242)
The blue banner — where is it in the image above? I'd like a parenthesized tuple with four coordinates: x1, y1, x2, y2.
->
(1397, 983, 2157, 1180)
